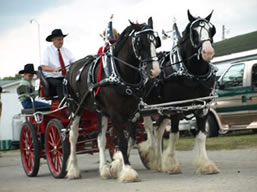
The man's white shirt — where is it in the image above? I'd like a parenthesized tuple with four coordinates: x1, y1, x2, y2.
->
(42, 44, 76, 78)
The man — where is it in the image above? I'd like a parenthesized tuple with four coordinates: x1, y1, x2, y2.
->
(41, 29, 76, 101)
(17, 63, 50, 109)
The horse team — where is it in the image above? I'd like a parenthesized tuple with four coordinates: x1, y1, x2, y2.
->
(64, 10, 219, 182)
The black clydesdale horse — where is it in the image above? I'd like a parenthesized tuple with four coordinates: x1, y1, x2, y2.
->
(66, 18, 160, 182)
(138, 10, 219, 175)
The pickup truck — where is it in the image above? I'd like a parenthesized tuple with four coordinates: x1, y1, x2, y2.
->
(207, 58, 257, 136)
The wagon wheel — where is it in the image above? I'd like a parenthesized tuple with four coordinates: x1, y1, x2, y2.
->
(45, 119, 69, 178)
(20, 122, 40, 177)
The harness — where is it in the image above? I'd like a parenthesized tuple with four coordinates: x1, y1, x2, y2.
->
(139, 20, 218, 118)
(160, 21, 217, 87)
(70, 27, 159, 115)
(87, 45, 145, 98)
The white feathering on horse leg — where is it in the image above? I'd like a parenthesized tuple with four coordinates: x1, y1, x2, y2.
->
(66, 115, 81, 179)
(161, 132, 181, 174)
(99, 164, 112, 179)
(113, 151, 140, 182)
(118, 165, 140, 183)
(153, 119, 169, 171)
(138, 117, 157, 170)
(110, 151, 123, 178)
(98, 116, 112, 179)
(193, 131, 220, 174)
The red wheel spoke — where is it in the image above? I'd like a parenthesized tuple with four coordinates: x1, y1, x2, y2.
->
(47, 140, 55, 147)
(56, 137, 61, 146)
(49, 131, 55, 144)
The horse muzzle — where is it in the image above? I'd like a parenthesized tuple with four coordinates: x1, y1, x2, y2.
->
(149, 60, 161, 78)
(201, 41, 215, 62)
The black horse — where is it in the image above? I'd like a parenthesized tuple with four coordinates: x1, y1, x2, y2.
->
(65, 18, 160, 182)
(137, 10, 219, 174)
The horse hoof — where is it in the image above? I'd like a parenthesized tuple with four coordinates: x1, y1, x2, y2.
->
(66, 169, 81, 179)
(100, 164, 112, 179)
(162, 163, 182, 174)
(195, 162, 220, 175)
(166, 166, 182, 174)
(118, 165, 140, 183)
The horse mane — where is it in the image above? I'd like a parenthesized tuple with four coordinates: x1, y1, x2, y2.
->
(113, 23, 148, 55)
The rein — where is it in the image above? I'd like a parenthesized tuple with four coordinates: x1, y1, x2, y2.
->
(111, 55, 140, 71)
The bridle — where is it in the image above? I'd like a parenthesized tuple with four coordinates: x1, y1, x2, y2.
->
(160, 19, 217, 81)
(189, 18, 216, 49)
(130, 27, 160, 79)
(173, 18, 216, 62)
(112, 26, 160, 79)
(131, 28, 159, 63)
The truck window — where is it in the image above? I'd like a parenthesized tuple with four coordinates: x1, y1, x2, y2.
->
(222, 63, 244, 88)
(252, 64, 257, 91)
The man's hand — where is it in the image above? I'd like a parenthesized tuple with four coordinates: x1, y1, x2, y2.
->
(54, 67, 62, 72)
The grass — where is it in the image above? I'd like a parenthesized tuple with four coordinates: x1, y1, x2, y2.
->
(164, 130, 257, 151)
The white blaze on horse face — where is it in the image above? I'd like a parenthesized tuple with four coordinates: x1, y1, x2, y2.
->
(195, 24, 215, 62)
(150, 42, 160, 78)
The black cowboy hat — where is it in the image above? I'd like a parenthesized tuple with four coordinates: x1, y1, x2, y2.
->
(46, 29, 68, 42)
(19, 63, 37, 74)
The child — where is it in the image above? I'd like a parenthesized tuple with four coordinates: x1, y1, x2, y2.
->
(17, 63, 50, 109)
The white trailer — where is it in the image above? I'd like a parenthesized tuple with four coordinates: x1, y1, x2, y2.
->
(0, 93, 24, 150)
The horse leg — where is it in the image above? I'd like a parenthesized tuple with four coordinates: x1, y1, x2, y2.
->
(193, 114, 219, 174)
(127, 121, 136, 156)
(161, 116, 181, 174)
(97, 115, 112, 179)
(138, 116, 157, 170)
(66, 114, 81, 179)
(153, 117, 169, 171)
(110, 119, 140, 182)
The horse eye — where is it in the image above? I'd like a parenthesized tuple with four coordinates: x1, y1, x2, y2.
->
(149, 35, 155, 41)
(199, 22, 205, 27)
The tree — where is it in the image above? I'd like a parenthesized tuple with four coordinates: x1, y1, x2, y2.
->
(1, 74, 22, 80)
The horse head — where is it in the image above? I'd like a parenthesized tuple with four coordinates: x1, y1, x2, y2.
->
(181, 10, 216, 63)
(114, 17, 161, 80)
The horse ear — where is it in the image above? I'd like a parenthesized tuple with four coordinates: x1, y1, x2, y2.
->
(205, 10, 214, 21)
(129, 19, 135, 26)
(187, 10, 196, 22)
(148, 17, 153, 29)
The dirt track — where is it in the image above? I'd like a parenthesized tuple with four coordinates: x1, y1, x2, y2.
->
(0, 148, 257, 192)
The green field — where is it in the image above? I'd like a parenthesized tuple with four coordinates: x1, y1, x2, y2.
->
(164, 130, 257, 151)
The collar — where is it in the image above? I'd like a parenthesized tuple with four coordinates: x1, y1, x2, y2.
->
(51, 44, 63, 52)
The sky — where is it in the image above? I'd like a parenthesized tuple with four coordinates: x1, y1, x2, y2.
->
(0, 0, 257, 78)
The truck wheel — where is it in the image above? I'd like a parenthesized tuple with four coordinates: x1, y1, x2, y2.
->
(20, 122, 40, 177)
(206, 114, 219, 137)
(45, 119, 69, 178)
